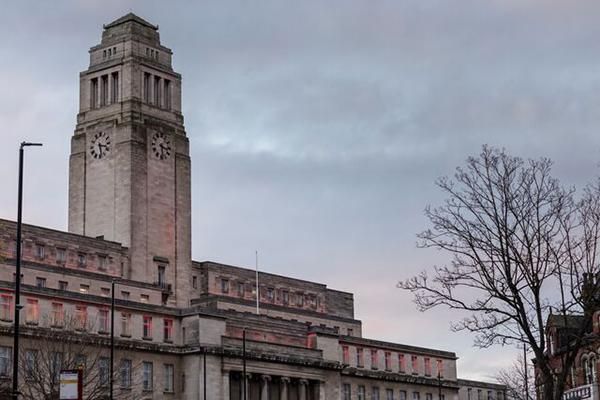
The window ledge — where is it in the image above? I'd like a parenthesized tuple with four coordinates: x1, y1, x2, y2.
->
(143, 337, 153, 341)
(120, 334, 132, 338)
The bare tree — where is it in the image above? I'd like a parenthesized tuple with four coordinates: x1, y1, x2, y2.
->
(495, 352, 535, 400)
(398, 146, 600, 400)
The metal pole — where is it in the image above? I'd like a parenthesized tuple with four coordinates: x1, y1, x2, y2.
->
(523, 343, 529, 400)
(110, 280, 115, 400)
(12, 142, 41, 400)
(203, 351, 206, 400)
(243, 328, 247, 400)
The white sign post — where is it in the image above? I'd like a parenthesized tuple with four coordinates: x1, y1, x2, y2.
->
(59, 370, 81, 400)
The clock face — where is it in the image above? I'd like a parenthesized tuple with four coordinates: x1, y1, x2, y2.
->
(151, 132, 171, 160)
(90, 131, 111, 159)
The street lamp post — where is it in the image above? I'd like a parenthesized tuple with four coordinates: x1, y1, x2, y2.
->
(110, 279, 116, 400)
(12, 141, 42, 399)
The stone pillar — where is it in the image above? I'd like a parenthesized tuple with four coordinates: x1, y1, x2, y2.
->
(107, 73, 113, 105)
(261, 375, 271, 400)
(280, 377, 290, 400)
(299, 379, 308, 400)
(223, 372, 231, 400)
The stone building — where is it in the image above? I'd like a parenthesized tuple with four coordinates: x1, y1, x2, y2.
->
(0, 13, 504, 400)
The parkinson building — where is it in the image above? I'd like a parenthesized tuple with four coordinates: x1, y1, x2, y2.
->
(0, 14, 505, 400)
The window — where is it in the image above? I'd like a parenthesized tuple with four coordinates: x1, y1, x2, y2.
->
(342, 345, 349, 364)
(358, 385, 366, 400)
(24, 349, 37, 381)
(413, 392, 421, 400)
(347, 328, 353, 336)
(387, 389, 395, 400)
(237, 282, 244, 296)
(120, 312, 131, 336)
(143, 361, 153, 391)
(75, 305, 87, 330)
(282, 290, 289, 304)
(56, 248, 66, 263)
(437, 359, 444, 377)
(78, 253, 86, 267)
(141, 294, 149, 303)
(120, 359, 132, 388)
(101, 287, 110, 297)
(75, 354, 87, 371)
(487, 391, 493, 400)
(164, 319, 173, 342)
(121, 291, 130, 300)
(411, 355, 419, 374)
(51, 352, 62, 384)
(371, 349, 379, 369)
(356, 347, 364, 367)
(400, 391, 407, 400)
(399, 354, 405, 373)
(221, 278, 229, 294)
(158, 266, 167, 288)
(90, 78, 98, 108)
(98, 308, 109, 333)
(79, 284, 89, 294)
(100, 75, 108, 106)
(164, 79, 171, 109)
(0, 295, 12, 321)
(0, 347, 11, 377)
(164, 364, 174, 392)
(143, 316, 153, 339)
(98, 255, 107, 270)
(26, 299, 39, 324)
(468, 388, 472, 400)
(111, 72, 119, 103)
(373, 387, 381, 400)
(99, 357, 109, 387)
(35, 277, 46, 288)
(296, 292, 304, 307)
(267, 288, 274, 301)
(192, 276, 197, 289)
(35, 244, 45, 259)
(424, 357, 431, 376)
(426, 394, 433, 400)
(478, 389, 482, 400)
(343, 384, 351, 400)
(143, 72, 151, 103)
(51, 303, 64, 327)
(59, 281, 68, 291)
(154, 76, 161, 106)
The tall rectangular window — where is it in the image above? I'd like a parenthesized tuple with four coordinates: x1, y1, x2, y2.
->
(154, 76, 161, 107)
(120, 359, 132, 388)
(0, 295, 12, 321)
(356, 347, 364, 368)
(25, 299, 39, 324)
(75, 305, 87, 330)
(35, 244, 45, 259)
(143, 72, 151, 103)
(385, 352, 392, 371)
(143, 361, 153, 391)
(51, 352, 62, 384)
(424, 357, 431, 376)
(90, 78, 98, 108)
(398, 354, 405, 373)
(413, 392, 421, 400)
(221, 278, 229, 294)
(467, 388, 472, 400)
(342, 345, 349, 364)
(24, 349, 37, 381)
(426, 394, 433, 400)
(400, 391, 407, 400)
(98, 308, 109, 333)
(411, 355, 419, 374)
(143, 316, 153, 339)
(371, 349, 379, 369)
(437, 359, 444, 377)
(373, 387, 380, 400)
(343, 384, 351, 400)
(164, 364, 174, 392)
(164, 79, 171, 109)
(56, 248, 66, 263)
(98, 255, 107, 270)
(386, 389, 395, 400)
(35, 277, 46, 288)
(164, 318, 173, 342)
(111, 72, 119, 103)
(99, 357, 109, 387)
(51, 303, 63, 327)
(158, 266, 166, 288)
(59, 281, 68, 291)
(100, 75, 108, 106)
(121, 312, 131, 336)
(0, 347, 11, 378)
(358, 385, 366, 400)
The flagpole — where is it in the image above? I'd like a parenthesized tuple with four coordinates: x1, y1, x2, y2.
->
(255, 250, 259, 315)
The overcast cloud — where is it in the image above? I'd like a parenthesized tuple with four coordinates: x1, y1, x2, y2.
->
(2, 0, 600, 380)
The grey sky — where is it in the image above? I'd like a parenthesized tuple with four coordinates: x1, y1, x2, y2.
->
(2, 0, 600, 380)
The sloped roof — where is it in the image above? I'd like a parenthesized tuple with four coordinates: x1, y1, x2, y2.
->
(547, 314, 584, 329)
(104, 13, 158, 30)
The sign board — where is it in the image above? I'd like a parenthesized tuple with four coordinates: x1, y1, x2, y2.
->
(59, 370, 82, 400)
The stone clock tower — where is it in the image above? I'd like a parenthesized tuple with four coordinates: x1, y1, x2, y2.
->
(68, 14, 191, 306)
